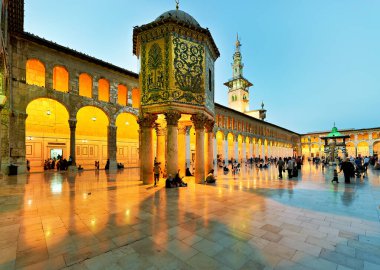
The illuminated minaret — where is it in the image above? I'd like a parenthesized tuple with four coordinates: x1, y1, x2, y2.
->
(225, 34, 252, 113)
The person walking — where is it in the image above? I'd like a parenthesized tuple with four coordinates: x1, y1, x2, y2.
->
(153, 162, 162, 186)
(287, 157, 294, 179)
(277, 157, 285, 179)
(340, 158, 355, 184)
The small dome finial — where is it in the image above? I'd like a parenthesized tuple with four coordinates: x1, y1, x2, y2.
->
(261, 101, 265, 109)
(175, 0, 179, 10)
(235, 33, 241, 50)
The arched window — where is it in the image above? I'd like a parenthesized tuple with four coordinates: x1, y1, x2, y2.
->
(117, 84, 128, 106)
(53, 66, 69, 92)
(79, 73, 92, 98)
(98, 78, 110, 102)
(131, 88, 140, 108)
(26, 59, 45, 87)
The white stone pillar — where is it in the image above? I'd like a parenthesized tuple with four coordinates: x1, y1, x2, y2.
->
(165, 111, 181, 177)
(205, 120, 215, 173)
(234, 137, 239, 162)
(191, 113, 208, 183)
(178, 125, 187, 176)
(137, 114, 157, 184)
(68, 119, 77, 170)
(248, 138, 253, 159)
(107, 124, 118, 171)
(223, 134, 229, 165)
(155, 126, 166, 166)
(185, 126, 191, 168)
(242, 140, 246, 162)
(213, 133, 217, 166)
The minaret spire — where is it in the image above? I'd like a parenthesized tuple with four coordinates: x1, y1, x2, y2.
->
(175, 0, 179, 10)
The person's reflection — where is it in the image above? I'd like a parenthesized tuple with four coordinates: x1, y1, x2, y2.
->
(277, 181, 285, 198)
(341, 185, 355, 206)
(287, 180, 294, 199)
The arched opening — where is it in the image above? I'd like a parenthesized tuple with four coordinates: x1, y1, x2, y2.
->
(115, 113, 139, 167)
(26, 59, 45, 87)
(357, 141, 369, 157)
(79, 73, 92, 98)
(346, 142, 355, 158)
(237, 135, 243, 162)
(98, 78, 110, 102)
(26, 98, 69, 172)
(53, 66, 69, 92)
(227, 133, 234, 161)
(216, 131, 224, 161)
(245, 136, 250, 159)
(257, 139, 262, 158)
(131, 88, 140, 108)
(117, 84, 128, 106)
(374, 141, 380, 156)
(311, 144, 320, 157)
(76, 106, 109, 168)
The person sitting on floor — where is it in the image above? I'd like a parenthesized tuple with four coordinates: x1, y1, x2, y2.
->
(174, 169, 187, 187)
(165, 174, 176, 188)
(205, 169, 216, 184)
(185, 167, 193, 176)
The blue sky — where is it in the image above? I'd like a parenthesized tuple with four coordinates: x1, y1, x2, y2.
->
(24, 0, 380, 134)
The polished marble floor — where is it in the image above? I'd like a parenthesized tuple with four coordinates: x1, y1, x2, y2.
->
(0, 163, 380, 270)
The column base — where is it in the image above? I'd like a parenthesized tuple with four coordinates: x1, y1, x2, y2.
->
(195, 171, 205, 184)
(108, 160, 117, 172)
(68, 165, 78, 173)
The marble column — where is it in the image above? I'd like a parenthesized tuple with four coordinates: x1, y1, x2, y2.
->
(242, 140, 246, 162)
(234, 137, 239, 162)
(155, 125, 166, 166)
(107, 124, 118, 171)
(205, 120, 215, 173)
(185, 126, 191, 169)
(68, 118, 77, 172)
(178, 125, 187, 176)
(248, 138, 253, 159)
(165, 111, 181, 177)
(191, 113, 208, 183)
(223, 134, 229, 165)
(9, 112, 28, 174)
(137, 114, 157, 184)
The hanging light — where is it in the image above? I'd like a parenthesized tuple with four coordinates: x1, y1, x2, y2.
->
(46, 110, 51, 115)
(91, 116, 97, 121)
(125, 121, 129, 125)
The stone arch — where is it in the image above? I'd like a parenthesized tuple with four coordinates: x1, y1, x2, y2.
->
(79, 73, 93, 98)
(72, 100, 112, 125)
(25, 98, 70, 171)
(373, 140, 380, 155)
(98, 77, 110, 102)
(53, 65, 69, 93)
(115, 112, 139, 167)
(26, 58, 46, 87)
(76, 106, 110, 168)
(357, 141, 369, 157)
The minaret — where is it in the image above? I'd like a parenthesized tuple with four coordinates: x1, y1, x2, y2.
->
(225, 34, 252, 113)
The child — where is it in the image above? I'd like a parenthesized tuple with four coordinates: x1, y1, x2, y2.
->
(331, 169, 339, 183)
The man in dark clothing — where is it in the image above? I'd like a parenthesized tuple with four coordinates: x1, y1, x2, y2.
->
(340, 158, 354, 184)
(277, 157, 285, 179)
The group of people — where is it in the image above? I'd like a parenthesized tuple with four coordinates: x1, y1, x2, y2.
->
(43, 156, 73, 171)
(276, 157, 302, 179)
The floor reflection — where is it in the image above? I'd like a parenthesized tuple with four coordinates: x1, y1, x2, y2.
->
(0, 164, 379, 269)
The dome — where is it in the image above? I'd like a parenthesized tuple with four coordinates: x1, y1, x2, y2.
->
(155, 10, 200, 27)
(327, 126, 342, 137)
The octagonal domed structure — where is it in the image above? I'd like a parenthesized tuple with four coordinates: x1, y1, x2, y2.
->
(155, 9, 200, 27)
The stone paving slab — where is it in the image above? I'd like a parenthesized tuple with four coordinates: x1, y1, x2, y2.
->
(0, 164, 379, 269)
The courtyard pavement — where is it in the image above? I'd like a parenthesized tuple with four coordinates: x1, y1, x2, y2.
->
(0, 163, 380, 270)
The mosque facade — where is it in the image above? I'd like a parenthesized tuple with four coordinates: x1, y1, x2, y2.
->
(0, 1, 377, 182)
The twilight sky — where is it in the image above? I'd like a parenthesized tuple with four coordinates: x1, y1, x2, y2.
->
(24, 0, 380, 134)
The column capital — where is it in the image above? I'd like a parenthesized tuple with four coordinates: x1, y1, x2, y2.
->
(205, 119, 215, 133)
(191, 113, 208, 130)
(138, 113, 157, 128)
(155, 125, 166, 136)
(68, 119, 77, 129)
(178, 125, 188, 135)
(165, 110, 181, 126)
